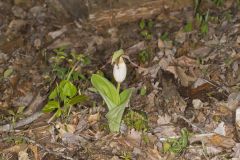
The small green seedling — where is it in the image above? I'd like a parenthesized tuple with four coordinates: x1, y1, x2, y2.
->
(8, 106, 25, 125)
(163, 128, 189, 154)
(139, 19, 153, 40)
(196, 10, 209, 35)
(120, 151, 132, 160)
(160, 32, 169, 41)
(123, 109, 148, 132)
(138, 50, 150, 64)
(183, 22, 193, 32)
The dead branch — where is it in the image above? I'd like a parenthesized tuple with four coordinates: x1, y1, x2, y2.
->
(0, 112, 44, 132)
(89, 0, 193, 27)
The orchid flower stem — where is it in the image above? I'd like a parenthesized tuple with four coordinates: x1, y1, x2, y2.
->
(117, 82, 121, 94)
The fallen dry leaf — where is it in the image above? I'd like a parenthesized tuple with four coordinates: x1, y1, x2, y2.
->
(208, 134, 235, 149)
(18, 149, 30, 160)
(146, 145, 163, 160)
(192, 99, 204, 110)
(157, 114, 171, 125)
(88, 112, 100, 124)
(214, 122, 226, 136)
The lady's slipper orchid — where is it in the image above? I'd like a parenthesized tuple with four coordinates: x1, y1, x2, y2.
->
(113, 56, 127, 83)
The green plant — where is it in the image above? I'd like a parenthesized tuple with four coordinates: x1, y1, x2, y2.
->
(139, 19, 153, 40)
(50, 47, 90, 81)
(138, 50, 150, 64)
(42, 65, 87, 122)
(123, 109, 148, 132)
(163, 128, 189, 154)
(53, 66, 86, 81)
(91, 49, 133, 132)
(160, 32, 169, 41)
(196, 10, 209, 34)
(120, 151, 132, 160)
(91, 74, 133, 132)
(183, 22, 193, 32)
(8, 106, 25, 125)
(42, 79, 87, 122)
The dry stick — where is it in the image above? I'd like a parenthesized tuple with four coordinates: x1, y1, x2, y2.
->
(89, 0, 192, 27)
(176, 114, 206, 134)
(0, 111, 44, 132)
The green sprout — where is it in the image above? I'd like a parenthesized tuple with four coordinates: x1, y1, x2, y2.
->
(163, 128, 189, 154)
(123, 109, 148, 132)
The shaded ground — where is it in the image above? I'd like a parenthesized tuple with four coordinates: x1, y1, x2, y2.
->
(1, 0, 240, 159)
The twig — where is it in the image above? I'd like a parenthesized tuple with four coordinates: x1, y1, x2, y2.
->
(176, 114, 205, 134)
(0, 112, 44, 132)
(158, 132, 215, 142)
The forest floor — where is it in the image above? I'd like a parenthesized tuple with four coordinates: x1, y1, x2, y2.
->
(1, 0, 240, 159)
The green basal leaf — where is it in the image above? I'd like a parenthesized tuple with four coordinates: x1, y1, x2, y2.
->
(91, 74, 120, 106)
(68, 95, 87, 106)
(106, 88, 133, 132)
(111, 49, 124, 64)
(42, 101, 59, 113)
(61, 80, 77, 98)
(120, 88, 133, 104)
(106, 104, 126, 132)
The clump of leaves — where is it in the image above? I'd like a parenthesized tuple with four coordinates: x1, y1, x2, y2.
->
(42, 66, 87, 122)
(49, 47, 90, 81)
(196, 10, 209, 35)
(138, 50, 150, 64)
(163, 128, 189, 154)
(160, 32, 169, 41)
(123, 109, 148, 132)
(91, 74, 133, 132)
(139, 19, 153, 40)
(53, 66, 86, 81)
(7, 106, 25, 125)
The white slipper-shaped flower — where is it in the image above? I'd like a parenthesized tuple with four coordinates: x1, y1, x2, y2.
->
(113, 56, 127, 83)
